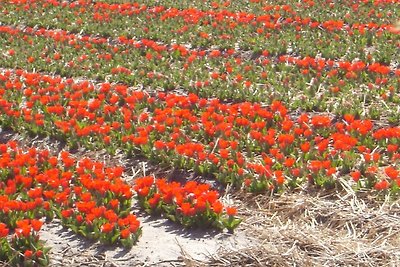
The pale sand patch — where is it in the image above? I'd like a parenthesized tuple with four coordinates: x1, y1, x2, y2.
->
(40, 215, 254, 267)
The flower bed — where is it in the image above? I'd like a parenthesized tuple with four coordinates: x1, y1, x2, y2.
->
(0, 70, 399, 194)
(0, 0, 399, 265)
(0, 24, 398, 119)
(0, 141, 240, 265)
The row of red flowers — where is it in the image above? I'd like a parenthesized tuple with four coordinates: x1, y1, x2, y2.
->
(1, 0, 398, 62)
(4, 0, 396, 32)
(0, 70, 398, 194)
(1, 24, 396, 75)
(0, 25, 398, 120)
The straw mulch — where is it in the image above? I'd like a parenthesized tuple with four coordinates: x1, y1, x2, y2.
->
(185, 184, 400, 266)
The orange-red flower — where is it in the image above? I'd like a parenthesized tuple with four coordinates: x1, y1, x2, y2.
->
(385, 166, 399, 180)
(24, 250, 33, 258)
(226, 206, 237, 216)
(0, 223, 9, 237)
(374, 180, 390, 191)
(350, 171, 361, 182)
(120, 228, 130, 239)
(31, 219, 43, 232)
(101, 222, 115, 233)
(212, 201, 223, 214)
(180, 202, 195, 216)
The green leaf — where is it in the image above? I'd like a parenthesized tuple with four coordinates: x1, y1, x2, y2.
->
(78, 229, 87, 238)
(111, 232, 120, 244)
(69, 224, 78, 233)
(121, 237, 133, 248)
(229, 218, 242, 229)
(166, 214, 176, 222)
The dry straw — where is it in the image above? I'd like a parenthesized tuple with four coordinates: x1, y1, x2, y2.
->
(185, 182, 400, 266)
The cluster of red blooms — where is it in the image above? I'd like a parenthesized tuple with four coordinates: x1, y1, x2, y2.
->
(278, 55, 397, 76)
(56, 156, 141, 246)
(133, 177, 240, 231)
(0, 138, 241, 264)
(0, 219, 46, 264)
(0, 142, 51, 264)
(0, 141, 142, 264)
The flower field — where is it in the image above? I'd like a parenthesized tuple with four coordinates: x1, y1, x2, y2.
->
(0, 0, 399, 265)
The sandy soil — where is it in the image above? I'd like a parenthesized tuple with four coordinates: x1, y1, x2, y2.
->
(39, 188, 400, 266)
(40, 215, 254, 266)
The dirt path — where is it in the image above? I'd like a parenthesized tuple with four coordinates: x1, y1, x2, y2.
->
(40, 214, 253, 266)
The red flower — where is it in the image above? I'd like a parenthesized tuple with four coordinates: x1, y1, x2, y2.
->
(374, 180, 390, 191)
(24, 250, 33, 258)
(135, 176, 154, 188)
(219, 149, 229, 159)
(387, 144, 398, 153)
(36, 250, 43, 258)
(212, 201, 223, 214)
(129, 220, 140, 233)
(43, 201, 51, 210)
(291, 168, 301, 177)
(109, 199, 119, 209)
(275, 170, 285, 185)
(194, 199, 207, 213)
(327, 167, 336, 176)
(86, 214, 96, 225)
(53, 53, 61, 60)
(76, 215, 84, 224)
(27, 56, 35, 63)
(31, 219, 43, 232)
(61, 209, 74, 219)
(205, 191, 219, 203)
(311, 116, 331, 128)
(48, 156, 58, 167)
(101, 222, 115, 233)
(0, 223, 9, 237)
(300, 142, 310, 153)
(104, 210, 118, 223)
(120, 228, 130, 239)
(180, 202, 195, 216)
(148, 193, 160, 208)
(226, 207, 237, 216)
(16, 225, 31, 238)
(137, 187, 150, 197)
(284, 157, 295, 168)
(385, 166, 398, 180)
(350, 171, 361, 182)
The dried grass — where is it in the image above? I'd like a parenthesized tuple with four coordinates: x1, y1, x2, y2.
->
(188, 183, 400, 266)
